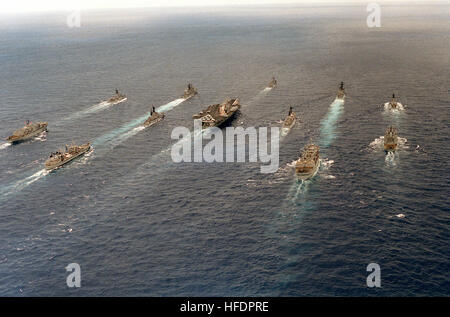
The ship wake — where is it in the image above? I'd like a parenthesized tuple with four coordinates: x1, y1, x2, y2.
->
(318, 98, 344, 148)
(34, 131, 47, 142)
(93, 98, 186, 148)
(64, 98, 127, 121)
(241, 88, 274, 109)
(282, 97, 343, 205)
(0, 169, 49, 201)
(385, 151, 398, 166)
(368, 136, 408, 152)
(280, 124, 294, 139)
(0, 142, 11, 150)
(285, 178, 311, 204)
(383, 102, 405, 112)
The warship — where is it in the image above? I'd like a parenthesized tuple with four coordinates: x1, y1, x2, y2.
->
(107, 89, 127, 104)
(282, 107, 296, 130)
(45, 142, 91, 171)
(387, 93, 399, 109)
(295, 144, 320, 180)
(143, 106, 165, 127)
(182, 83, 198, 100)
(192, 98, 241, 129)
(384, 126, 398, 151)
(336, 82, 345, 100)
(6, 121, 48, 143)
(268, 77, 277, 88)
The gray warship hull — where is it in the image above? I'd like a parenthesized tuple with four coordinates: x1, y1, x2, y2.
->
(143, 114, 165, 127)
(183, 90, 197, 100)
(45, 144, 91, 171)
(107, 96, 127, 104)
(7, 124, 48, 144)
(282, 114, 296, 130)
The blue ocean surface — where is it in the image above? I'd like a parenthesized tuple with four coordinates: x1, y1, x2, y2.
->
(0, 4, 449, 296)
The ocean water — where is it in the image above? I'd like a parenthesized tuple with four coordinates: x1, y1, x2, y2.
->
(0, 4, 449, 296)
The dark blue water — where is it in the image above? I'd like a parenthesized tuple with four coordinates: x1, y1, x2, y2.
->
(0, 4, 449, 296)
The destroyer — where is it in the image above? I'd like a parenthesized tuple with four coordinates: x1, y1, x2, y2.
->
(268, 77, 277, 88)
(144, 106, 165, 127)
(107, 89, 127, 104)
(192, 98, 241, 129)
(384, 126, 398, 151)
(387, 93, 399, 109)
(336, 82, 345, 100)
(295, 144, 320, 180)
(45, 142, 91, 171)
(182, 83, 198, 100)
(282, 107, 296, 130)
(6, 121, 48, 143)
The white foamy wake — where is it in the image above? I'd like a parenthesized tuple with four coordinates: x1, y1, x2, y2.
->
(0, 169, 49, 199)
(383, 102, 405, 112)
(369, 136, 408, 151)
(280, 127, 290, 138)
(369, 136, 384, 149)
(87, 97, 127, 113)
(286, 159, 298, 168)
(93, 98, 186, 148)
(321, 158, 334, 169)
(63, 98, 128, 122)
(0, 142, 11, 150)
(286, 178, 311, 202)
(241, 88, 273, 109)
(156, 98, 185, 113)
(385, 151, 397, 165)
(280, 120, 296, 138)
(108, 126, 146, 147)
(398, 137, 408, 147)
(77, 148, 94, 165)
(34, 131, 47, 142)
(319, 98, 345, 148)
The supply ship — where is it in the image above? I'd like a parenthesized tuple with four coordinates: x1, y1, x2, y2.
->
(45, 142, 91, 171)
(384, 126, 398, 151)
(295, 144, 320, 180)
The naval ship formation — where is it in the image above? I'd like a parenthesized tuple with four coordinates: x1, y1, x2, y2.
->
(4, 79, 405, 176)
